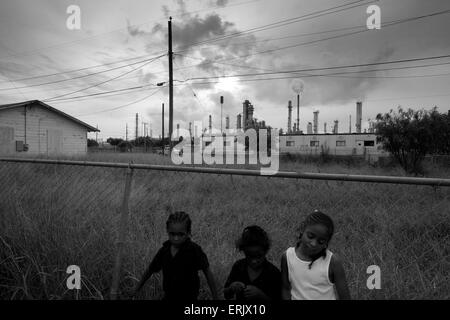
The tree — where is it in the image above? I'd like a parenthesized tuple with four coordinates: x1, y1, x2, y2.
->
(87, 139, 99, 147)
(118, 140, 133, 152)
(375, 106, 449, 174)
(106, 137, 124, 146)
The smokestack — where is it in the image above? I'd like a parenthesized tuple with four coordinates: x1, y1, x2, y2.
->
(349, 115, 352, 133)
(243, 100, 252, 130)
(333, 120, 339, 134)
(324, 122, 327, 134)
(225, 116, 230, 129)
(307, 122, 312, 134)
(356, 101, 362, 133)
(237, 114, 242, 129)
(209, 115, 212, 132)
(177, 123, 180, 138)
(135, 113, 139, 140)
(313, 111, 319, 134)
(189, 122, 192, 137)
(288, 100, 293, 133)
(297, 94, 300, 132)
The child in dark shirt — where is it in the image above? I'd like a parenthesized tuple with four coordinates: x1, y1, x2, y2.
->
(224, 225, 281, 301)
(134, 211, 218, 300)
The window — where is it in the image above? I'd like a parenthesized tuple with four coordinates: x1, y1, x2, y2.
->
(336, 141, 346, 147)
(286, 141, 295, 147)
(310, 141, 319, 147)
(364, 140, 375, 147)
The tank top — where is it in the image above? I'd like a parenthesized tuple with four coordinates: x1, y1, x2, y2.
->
(286, 247, 337, 300)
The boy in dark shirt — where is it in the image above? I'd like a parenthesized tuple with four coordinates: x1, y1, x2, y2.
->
(134, 211, 218, 300)
(224, 226, 281, 301)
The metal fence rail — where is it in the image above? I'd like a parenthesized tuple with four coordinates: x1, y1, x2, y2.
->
(1, 157, 450, 187)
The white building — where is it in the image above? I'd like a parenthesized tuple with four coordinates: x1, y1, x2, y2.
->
(0, 100, 99, 156)
(280, 133, 387, 160)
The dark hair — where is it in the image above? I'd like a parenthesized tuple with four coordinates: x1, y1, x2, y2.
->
(236, 225, 271, 253)
(296, 210, 335, 269)
(166, 211, 192, 234)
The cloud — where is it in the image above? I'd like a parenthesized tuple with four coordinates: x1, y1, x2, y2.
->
(212, 0, 229, 7)
(127, 19, 147, 37)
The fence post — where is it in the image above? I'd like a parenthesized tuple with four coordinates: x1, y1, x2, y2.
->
(110, 163, 134, 300)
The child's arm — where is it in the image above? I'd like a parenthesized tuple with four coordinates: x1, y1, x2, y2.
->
(134, 265, 154, 295)
(133, 250, 164, 296)
(280, 252, 291, 300)
(203, 267, 219, 300)
(330, 254, 351, 300)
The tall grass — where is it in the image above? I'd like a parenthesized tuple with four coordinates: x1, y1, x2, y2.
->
(0, 153, 449, 299)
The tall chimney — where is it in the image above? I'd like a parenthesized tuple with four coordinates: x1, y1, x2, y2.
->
(307, 122, 312, 134)
(313, 111, 319, 134)
(288, 100, 293, 133)
(135, 113, 139, 140)
(237, 114, 242, 129)
(333, 120, 339, 134)
(324, 122, 327, 134)
(296, 94, 300, 132)
(349, 115, 352, 133)
(209, 115, 212, 132)
(177, 123, 180, 138)
(356, 101, 362, 133)
(189, 122, 192, 137)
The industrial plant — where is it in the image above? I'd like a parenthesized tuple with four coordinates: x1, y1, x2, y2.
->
(172, 96, 384, 162)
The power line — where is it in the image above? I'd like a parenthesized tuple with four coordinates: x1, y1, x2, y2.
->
(173, 8, 450, 73)
(0, 53, 166, 92)
(42, 54, 165, 101)
(175, 0, 374, 52)
(176, 53, 450, 79)
(177, 54, 450, 82)
(75, 87, 164, 117)
(0, 51, 165, 84)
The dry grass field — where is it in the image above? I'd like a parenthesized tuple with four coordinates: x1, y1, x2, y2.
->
(0, 152, 449, 299)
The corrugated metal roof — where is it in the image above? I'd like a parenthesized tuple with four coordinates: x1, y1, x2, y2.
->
(0, 100, 100, 132)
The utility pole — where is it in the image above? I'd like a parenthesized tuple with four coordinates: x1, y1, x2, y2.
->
(126, 123, 128, 141)
(168, 17, 174, 151)
(96, 124, 98, 142)
(162, 103, 165, 155)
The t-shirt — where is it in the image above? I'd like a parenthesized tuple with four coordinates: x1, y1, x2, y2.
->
(224, 258, 281, 301)
(147, 239, 209, 300)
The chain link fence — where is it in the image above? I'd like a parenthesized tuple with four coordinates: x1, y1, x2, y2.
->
(0, 159, 449, 300)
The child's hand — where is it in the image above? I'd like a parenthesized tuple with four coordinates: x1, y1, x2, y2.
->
(243, 285, 264, 299)
(230, 281, 246, 293)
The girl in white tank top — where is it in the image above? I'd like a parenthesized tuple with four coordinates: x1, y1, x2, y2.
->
(281, 211, 351, 300)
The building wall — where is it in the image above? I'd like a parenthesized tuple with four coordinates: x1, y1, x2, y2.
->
(280, 133, 386, 157)
(0, 104, 88, 156)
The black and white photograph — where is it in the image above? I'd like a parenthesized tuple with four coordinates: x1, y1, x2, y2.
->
(0, 0, 449, 308)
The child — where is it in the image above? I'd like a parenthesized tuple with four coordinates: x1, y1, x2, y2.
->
(224, 225, 281, 301)
(281, 211, 351, 300)
(134, 211, 219, 300)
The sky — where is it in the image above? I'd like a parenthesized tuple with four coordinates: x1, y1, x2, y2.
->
(0, 0, 449, 141)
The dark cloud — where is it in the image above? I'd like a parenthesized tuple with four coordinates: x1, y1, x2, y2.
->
(212, 0, 229, 7)
(127, 19, 147, 37)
